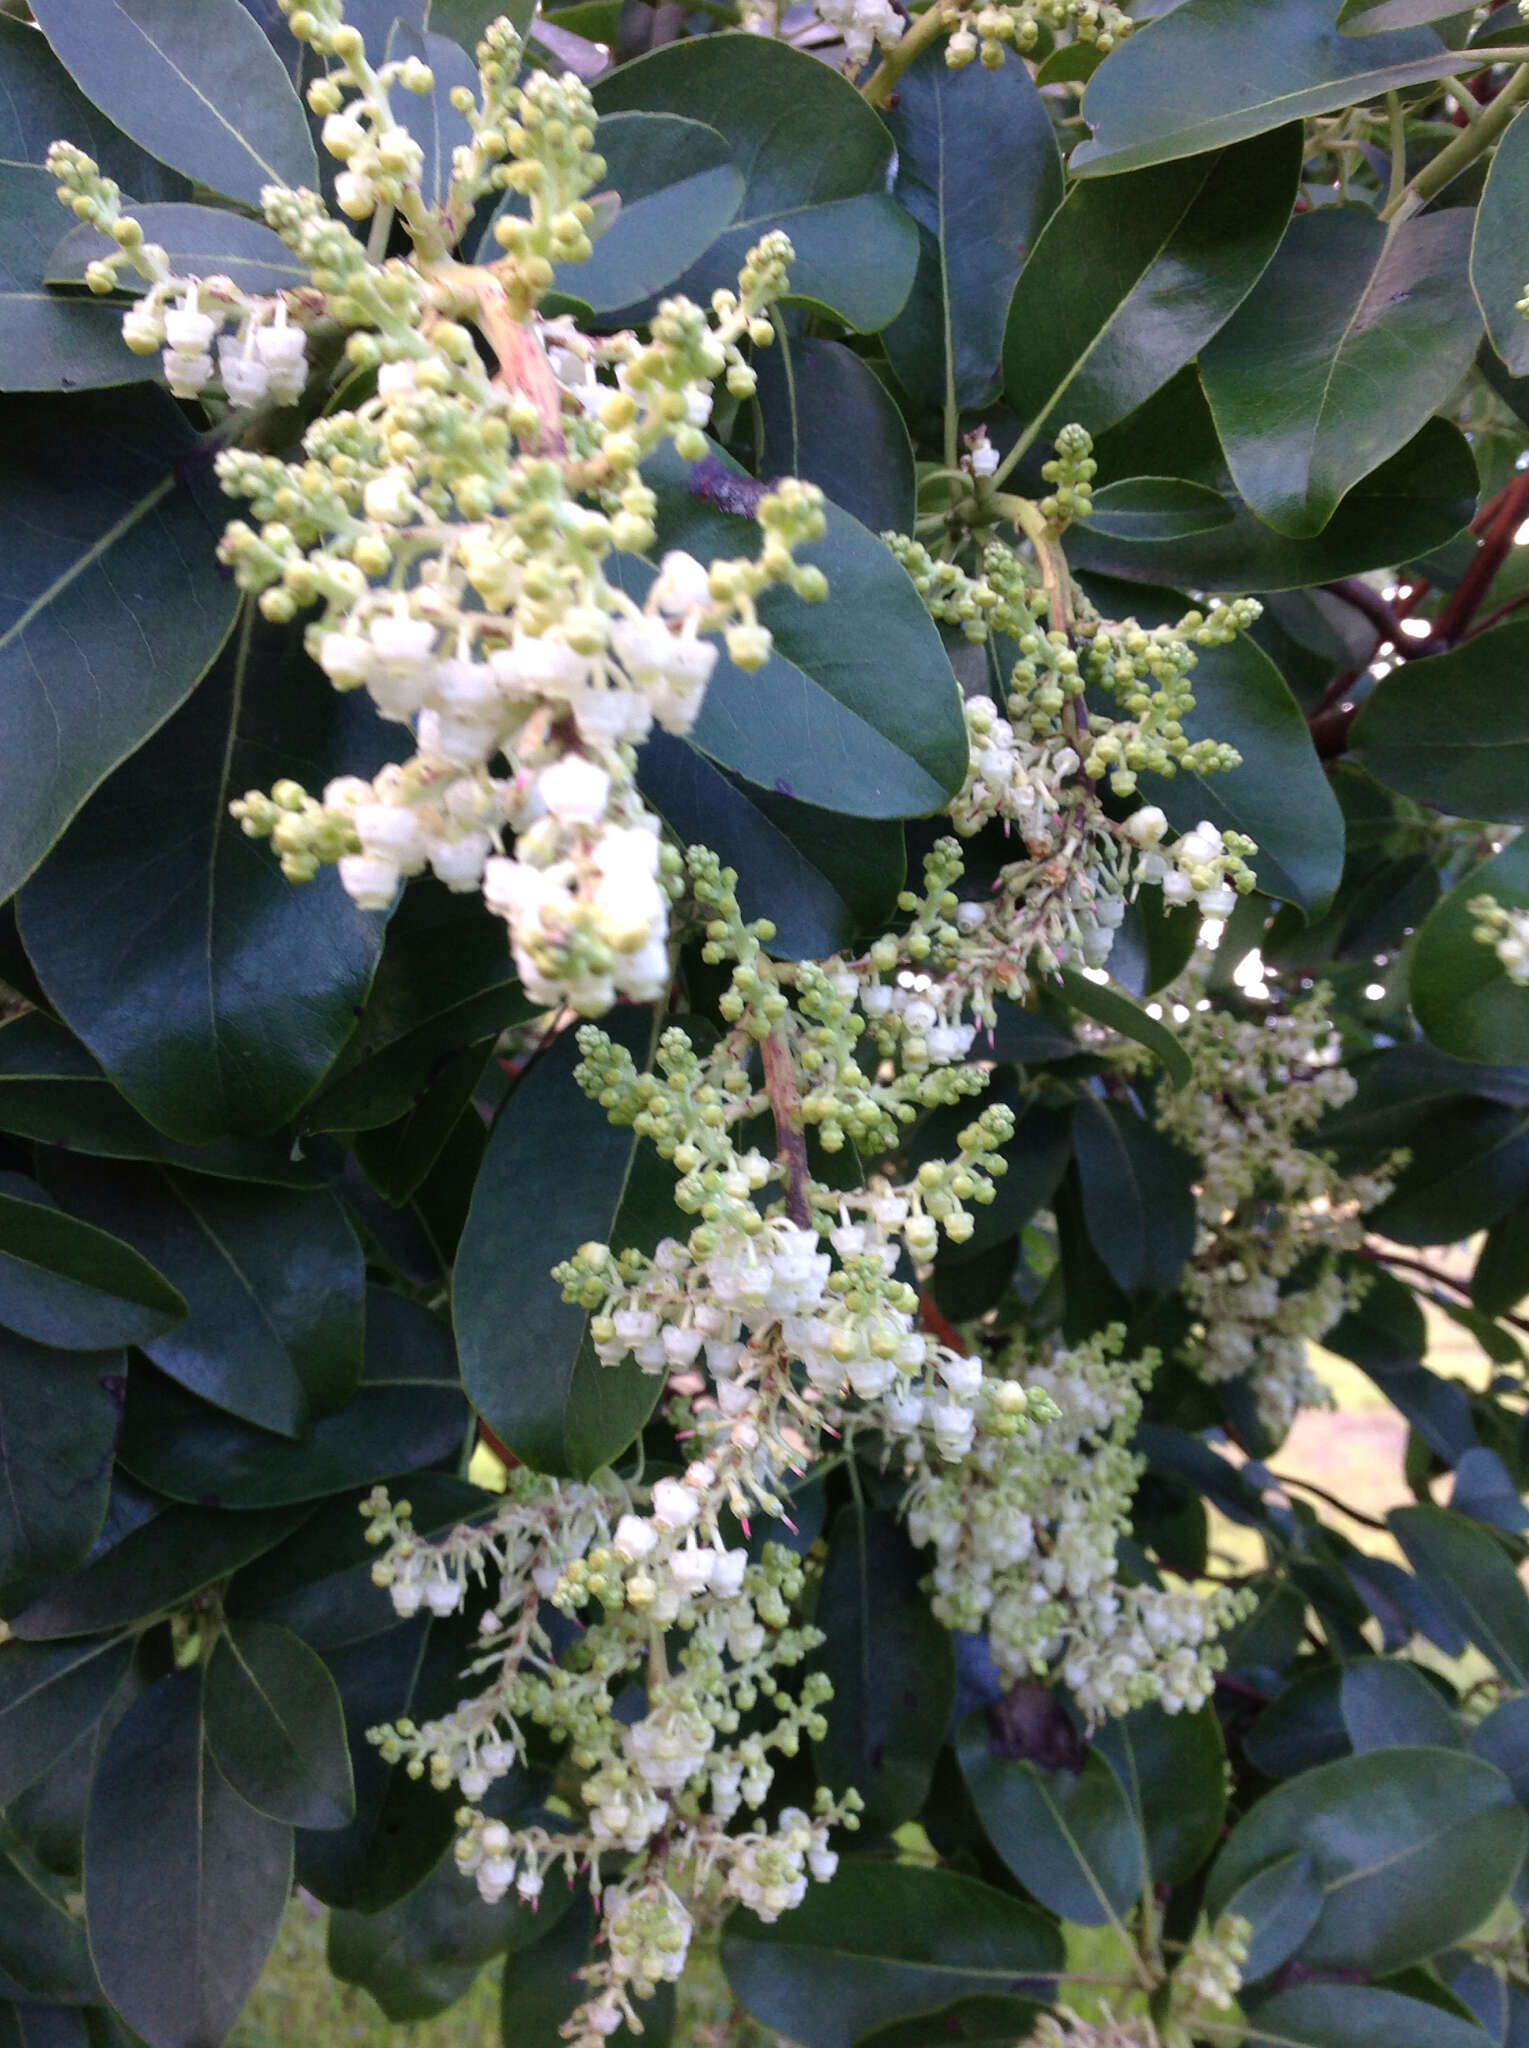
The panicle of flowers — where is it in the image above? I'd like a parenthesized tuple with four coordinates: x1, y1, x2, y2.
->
(942, 0, 1132, 69)
(1137, 987, 1397, 1441)
(46, 142, 313, 407)
(360, 1473, 859, 2046)
(1470, 891, 1529, 986)
(893, 1327, 1251, 1720)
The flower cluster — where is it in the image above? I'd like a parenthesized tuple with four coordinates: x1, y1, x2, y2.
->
(1142, 988, 1397, 1441)
(1470, 890, 1529, 986)
(896, 1328, 1250, 1719)
(1028, 1912, 1248, 2048)
(942, 0, 1132, 69)
(47, 143, 312, 406)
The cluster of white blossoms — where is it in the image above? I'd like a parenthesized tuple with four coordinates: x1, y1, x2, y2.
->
(1140, 989, 1397, 1442)
(758, 0, 1130, 79)
(897, 1328, 1251, 1719)
(48, 143, 311, 406)
(1029, 1913, 1249, 2048)
(1471, 891, 1529, 986)
(361, 1471, 855, 2046)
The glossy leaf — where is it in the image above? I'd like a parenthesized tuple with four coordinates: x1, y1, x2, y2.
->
(456, 1007, 674, 1475)
(1206, 1744, 1528, 1972)
(116, 1289, 466, 1507)
(1338, 0, 1479, 22)
(0, 165, 159, 394)
(1054, 970, 1191, 1086)
(1201, 206, 1479, 537)
(1391, 1503, 1529, 1685)
(1072, 1093, 1197, 1296)
(1093, 1701, 1227, 1882)
(593, 39, 917, 332)
(21, 610, 399, 1145)
(638, 731, 904, 961)
(9, 1500, 311, 1641)
(203, 1617, 355, 1829)
(1222, 1851, 1326, 1984)
(50, 203, 306, 296)
(0, 1821, 99, 2005)
(32, 0, 316, 207)
(1366, 1099, 1529, 1245)
(40, 1154, 364, 1435)
(1411, 836, 1529, 1064)
(1475, 1196, 1529, 1317)
(1340, 1657, 1463, 1752)
(85, 1668, 292, 2048)
(1474, 105, 1529, 377)
(0, 13, 187, 197)
(630, 445, 968, 817)
(882, 46, 1063, 412)
(0, 1182, 184, 1351)
(813, 1503, 955, 1832)
(0, 389, 237, 904)
(753, 335, 916, 538)
(1079, 477, 1235, 541)
(1004, 125, 1301, 439)
(721, 1861, 1064, 2048)
(957, 1714, 1144, 1926)
(1072, 0, 1467, 176)
(0, 1634, 133, 1806)
(0, 1330, 120, 1614)
(1247, 1983, 1500, 2047)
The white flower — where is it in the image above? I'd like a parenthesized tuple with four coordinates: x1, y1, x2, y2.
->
(652, 550, 712, 616)
(1122, 805, 1169, 848)
(613, 1514, 657, 1561)
(538, 755, 612, 825)
(354, 803, 427, 868)
(338, 854, 401, 910)
(650, 1478, 700, 1529)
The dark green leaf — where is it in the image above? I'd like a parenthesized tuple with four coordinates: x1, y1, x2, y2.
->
(0, 13, 187, 198)
(353, 1042, 492, 1206)
(928, 1093, 1072, 1262)
(1054, 969, 1191, 1086)
(0, 1330, 120, 1615)
(117, 1289, 466, 1507)
(1412, 836, 1529, 1064)
(851, 1997, 1049, 2048)
(0, 1183, 184, 1351)
(627, 444, 968, 817)
(0, 1634, 133, 1806)
(721, 1861, 1064, 2048)
(1475, 1196, 1529, 1317)
(0, 165, 159, 393)
(882, 46, 1063, 412)
(1470, 1692, 1529, 1817)
(10, 1501, 311, 1641)
(32, 0, 317, 207)
(328, 1826, 567, 2022)
(1079, 477, 1235, 540)
(0, 1820, 98, 2004)
(1340, 1657, 1463, 1751)
(456, 1007, 673, 1475)
(1339, 0, 1478, 23)
(1068, 415, 1478, 591)
(0, 2006, 93, 2046)
(1003, 126, 1301, 438)
(1243, 1665, 1351, 1779)
(1452, 1444, 1529, 1538)
(592, 38, 917, 333)
(1202, 207, 1480, 536)
(1246, 1983, 1498, 2047)
(1072, 1093, 1196, 1296)
(1093, 1701, 1226, 1882)
(1366, 1100, 1529, 1245)
(1391, 1503, 1529, 1684)
(1473, 105, 1529, 377)
(41, 1154, 364, 1434)
(812, 1502, 955, 1832)
(296, 1615, 473, 1911)
(50, 202, 307, 296)
(424, 0, 536, 41)
(957, 1713, 1143, 1926)
(754, 335, 916, 537)
(1072, 0, 1467, 176)
(1222, 1851, 1326, 1984)
(21, 610, 400, 1145)
(638, 731, 904, 961)
(1207, 1743, 1527, 1973)
(85, 1668, 291, 2048)
(204, 1617, 355, 1829)
(0, 389, 237, 904)
(1351, 618, 1529, 820)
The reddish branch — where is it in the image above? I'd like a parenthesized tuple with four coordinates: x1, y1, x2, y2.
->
(761, 1026, 812, 1229)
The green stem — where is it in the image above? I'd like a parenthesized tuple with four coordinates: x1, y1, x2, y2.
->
(861, 0, 958, 108)
(1385, 92, 1407, 215)
(1382, 60, 1529, 220)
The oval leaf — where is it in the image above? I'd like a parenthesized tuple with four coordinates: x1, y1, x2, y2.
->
(1473, 104, 1529, 378)
(0, 1330, 120, 1614)
(32, 0, 317, 207)
(0, 389, 237, 904)
(1072, 1094, 1197, 1297)
(1080, 477, 1235, 541)
(0, 1183, 184, 1351)
(1351, 619, 1529, 821)
(721, 1861, 1064, 2048)
(85, 1668, 292, 2048)
(1004, 125, 1301, 439)
(1390, 1502, 1529, 1685)
(0, 1634, 133, 1806)
(754, 334, 917, 538)
(0, 165, 159, 394)
(0, 12, 187, 200)
(1249, 1983, 1502, 2047)
(1411, 835, 1529, 1064)
(1055, 970, 1192, 1087)
(204, 1617, 355, 1829)
(49, 202, 307, 296)
(1201, 207, 1480, 537)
